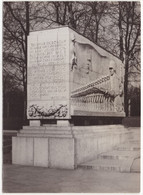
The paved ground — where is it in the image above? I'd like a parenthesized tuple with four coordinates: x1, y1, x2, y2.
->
(3, 164, 140, 193)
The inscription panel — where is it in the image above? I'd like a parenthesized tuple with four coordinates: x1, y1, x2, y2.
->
(27, 28, 70, 119)
(28, 65, 67, 84)
(28, 84, 41, 100)
(29, 40, 68, 66)
(28, 82, 68, 101)
(41, 82, 68, 100)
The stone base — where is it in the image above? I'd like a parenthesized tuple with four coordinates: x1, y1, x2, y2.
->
(12, 135, 74, 169)
(12, 125, 131, 169)
(57, 120, 71, 126)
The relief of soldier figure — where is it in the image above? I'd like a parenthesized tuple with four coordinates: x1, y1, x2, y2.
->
(70, 48, 124, 112)
(105, 60, 124, 112)
(70, 33, 124, 113)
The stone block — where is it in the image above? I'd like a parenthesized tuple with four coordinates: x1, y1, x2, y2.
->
(30, 120, 41, 126)
(49, 138, 74, 169)
(33, 138, 49, 167)
(75, 137, 98, 164)
(12, 137, 34, 165)
(57, 120, 71, 126)
(27, 27, 125, 120)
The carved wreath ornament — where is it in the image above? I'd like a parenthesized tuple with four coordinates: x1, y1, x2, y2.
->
(28, 104, 68, 118)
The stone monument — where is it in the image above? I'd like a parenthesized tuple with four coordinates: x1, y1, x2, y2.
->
(27, 26, 125, 124)
(12, 26, 128, 169)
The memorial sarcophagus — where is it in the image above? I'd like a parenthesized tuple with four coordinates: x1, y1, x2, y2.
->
(27, 26, 125, 120)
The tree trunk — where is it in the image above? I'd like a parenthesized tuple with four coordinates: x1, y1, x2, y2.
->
(68, 2, 76, 29)
(124, 54, 129, 116)
(119, 2, 124, 62)
(95, 22, 99, 44)
(23, 2, 29, 124)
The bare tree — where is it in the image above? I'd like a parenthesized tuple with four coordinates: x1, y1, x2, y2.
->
(3, 2, 30, 122)
(97, 2, 140, 116)
(85, 2, 109, 44)
(3, 1, 140, 120)
(118, 2, 140, 116)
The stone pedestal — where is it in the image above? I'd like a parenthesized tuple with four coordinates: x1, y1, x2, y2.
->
(12, 125, 74, 169)
(12, 125, 131, 169)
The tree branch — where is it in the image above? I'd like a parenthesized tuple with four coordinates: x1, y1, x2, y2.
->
(4, 2, 26, 34)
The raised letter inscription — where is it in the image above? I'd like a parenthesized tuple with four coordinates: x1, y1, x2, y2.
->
(29, 40, 67, 66)
(27, 29, 69, 119)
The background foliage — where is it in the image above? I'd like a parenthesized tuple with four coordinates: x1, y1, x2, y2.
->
(3, 1, 140, 121)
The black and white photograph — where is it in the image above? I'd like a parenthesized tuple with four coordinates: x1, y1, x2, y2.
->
(2, 1, 141, 193)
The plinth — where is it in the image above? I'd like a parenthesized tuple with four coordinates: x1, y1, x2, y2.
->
(12, 124, 130, 169)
